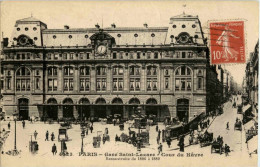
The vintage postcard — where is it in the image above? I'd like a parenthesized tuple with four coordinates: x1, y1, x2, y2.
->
(0, 1, 258, 167)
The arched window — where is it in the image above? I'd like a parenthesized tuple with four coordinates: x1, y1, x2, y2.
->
(113, 66, 124, 91)
(175, 66, 192, 91)
(16, 67, 31, 91)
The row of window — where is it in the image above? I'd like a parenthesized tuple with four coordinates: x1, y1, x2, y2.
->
(6, 51, 197, 60)
(10, 76, 204, 92)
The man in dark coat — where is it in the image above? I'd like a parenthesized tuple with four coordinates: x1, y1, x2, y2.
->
(22, 120, 25, 128)
(52, 143, 57, 155)
(51, 132, 55, 141)
(45, 130, 49, 141)
(90, 125, 93, 133)
(166, 138, 171, 148)
(8, 122, 10, 129)
(158, 143, 163, 155)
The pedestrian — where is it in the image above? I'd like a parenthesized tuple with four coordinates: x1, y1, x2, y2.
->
(105, 128, 109, 135)
(90, 125, 93, 133)
(166, 137, 171, 148)
(157, 136, 160, 145)
(30, 118, 33, 123)
(157, 143, 163, 155)
(207, 118, 210, 126)
(179, 135, 185, 152)
(51, 132, 55, 141)
(156, 125, 158, 132)
(45, 130, 49, 141)
(52, 143, 57, 155)
(113, 119, 116, 126)
(34, 130, 38, 140)
(226, 122, 229, 130)
(103, 134, 106, 144)
(158, 129, 161, 138)
(85, 128, 88, 135)
(22, 120, 25, 128)
(224, 144, 230, 156)
(8, 122, 10, 129)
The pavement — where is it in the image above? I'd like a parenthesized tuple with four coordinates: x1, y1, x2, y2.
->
(0, 95, 257, 167)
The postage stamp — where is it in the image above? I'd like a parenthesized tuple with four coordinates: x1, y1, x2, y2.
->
(209, 21, 245, 64)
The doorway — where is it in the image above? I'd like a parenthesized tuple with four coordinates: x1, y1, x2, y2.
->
(177, 99, 189, 123)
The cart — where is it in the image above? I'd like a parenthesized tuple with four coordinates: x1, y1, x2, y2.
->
(132, 117, 147, 129)
(211, 141, 223, 154)
(106, 115, 113, 124)
(164, 123, 184, 140)
(58, 127, 69, 142)
(199, 132, 213, 147)
(119, 124, 124, 131)
(60, 121, 72, 129)
(147, 114, 158, 126)
(234, 121, 242, 131)
(93, 131, 102, 148)
(237, 105, 243, 114)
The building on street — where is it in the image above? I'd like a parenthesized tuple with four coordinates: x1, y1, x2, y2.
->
(1, 14, 226, 122)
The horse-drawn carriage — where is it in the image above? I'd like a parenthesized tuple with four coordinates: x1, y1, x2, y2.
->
(60, 121, 72, 129)
(147, 114, 158, 126)
(131, 115, 147, 129)
(211, 141, 223, 154)
(237, 105, 243, 114)
(234, 121, 242, 131)
(58, 127, 69, 141)
(164, 123, 184, 140)
(106, 115, 113, 124)
(198, 132, 213, 147)
(120, 129, 149, 147)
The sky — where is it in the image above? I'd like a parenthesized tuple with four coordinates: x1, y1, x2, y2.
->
(0, 1, 259, 86)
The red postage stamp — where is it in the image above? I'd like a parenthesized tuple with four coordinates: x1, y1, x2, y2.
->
(209, 21, 245, 64)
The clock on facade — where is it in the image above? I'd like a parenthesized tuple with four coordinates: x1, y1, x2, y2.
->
(96, 45, 107, 54)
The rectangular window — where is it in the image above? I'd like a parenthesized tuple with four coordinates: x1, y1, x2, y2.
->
(130, 79, 134, 91)
(154, 52, 158, 59)
(130, 52, 133, 59)
(113, 78, 118, 91)
(7, 79, 11, 89)
(17, 54, 20, 60)
(80, 53, 84, 59)
(85, 79, 90, 91)
(119, 52, 123, 59)
(182, 52, 186, 58)
(137, 52, 141, 59)
(147, 79, 151, 91)
(47, 54, 51, 60)
(86, 53, 90, 59)
(48, 79, 53, 91)
(135, 79, 140, 91)
(64, 79, 68, 90)
(63, 53, 67, 60)
(27, 53, 30, 59)
(187, 80, 191, 91)
(36, 78, 40, 90)
(176, 52, 180, 58)
(198, 77, 203, 89)
(175, 79, 180, 91)
(70, 54, 74, 60)
(118, 78, 123, 91)
(152, 79, 157, 91)
(165, 78, 169, 89)
(21, 79, 26, 91)
(102, 79, 106, 90)
(147, 52, 151, 59)
(113, 53, 117, 59)
(69, 79, 73, 91)
(22, 54, 25, 59)
(187, 52, 193, 58)
(97, 79, 101, 91)
(181, 79, 185, 91)
(80, 79, 84, 91)
(54, 54, 58, 60)
(53, 79, 57, 91)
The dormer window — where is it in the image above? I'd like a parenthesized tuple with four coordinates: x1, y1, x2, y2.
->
(172, 25, 177, 28)
(192, 24, 196, 28)
(17, 28, 20, 31)
(182, 25, 186, 28)
(33, 27, 37, 31)
(25, 27, 29, 31)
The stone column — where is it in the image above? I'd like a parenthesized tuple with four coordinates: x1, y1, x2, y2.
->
(58, 106, 63, 119)
(74, 66, 78, 92)
(124, 64, 129, 92)
(73, 105, 78, 119)
(90, 65, 96, 92)
(141, 63, 146, 92)
(106, 106, 111, 116)
(58, 66, 63, 92)
(107, 64, 111, 92)
(157, 107, 160, 122)
(90, 106, 95, 117)
(123, 106, 128, 119)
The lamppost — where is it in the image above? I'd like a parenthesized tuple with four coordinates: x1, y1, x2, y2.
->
(80, 131, 85, 154)
(136, 106, 142, 152)
(9, 110, 20, 156)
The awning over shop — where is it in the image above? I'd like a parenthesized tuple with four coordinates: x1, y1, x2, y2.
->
(244, 120, 256, 131)
(243, 104, 252, 114)
(248, 135, 258, 154)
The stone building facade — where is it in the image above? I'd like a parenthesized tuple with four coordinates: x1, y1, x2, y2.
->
(1, 14, 217, 122)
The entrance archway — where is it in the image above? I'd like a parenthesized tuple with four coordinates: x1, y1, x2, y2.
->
(177, 99, 189, 123)
(95, 98, 106, 118)
(47, 98, 58, 120)
(146, 98, 158, 116)
(78, 98, 90, 121)
(18, 98, 29, 120)
(111, 98, 123, 116)
(129, 98, 140, 116)
(63, 98, 74, 118)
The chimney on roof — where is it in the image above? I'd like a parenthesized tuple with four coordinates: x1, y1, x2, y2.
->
(111, 23, 116, 28)
(64, 25, 70, 29)
(95, 24, 100, 29)
(143, 23, 148, 28)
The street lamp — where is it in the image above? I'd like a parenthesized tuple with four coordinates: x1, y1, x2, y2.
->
(80, 130, 85, 154)
(9, 110, 20, 156)
(136, 106, 142, 152)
